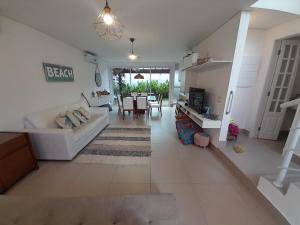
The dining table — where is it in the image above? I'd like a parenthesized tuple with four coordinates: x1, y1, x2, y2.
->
(147, 95, 157, 102)
(130, 95, 157, 101)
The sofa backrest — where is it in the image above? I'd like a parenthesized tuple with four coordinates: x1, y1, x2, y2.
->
(0, 194, 179, 225)
(24, 100, 89, 129)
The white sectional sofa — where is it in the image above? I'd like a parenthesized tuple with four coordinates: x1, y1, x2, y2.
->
(24, 101, 110, 160)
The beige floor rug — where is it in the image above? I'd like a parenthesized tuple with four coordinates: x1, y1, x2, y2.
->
(75, 125, 151, 165)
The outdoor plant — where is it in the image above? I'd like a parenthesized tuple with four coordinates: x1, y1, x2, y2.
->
(129, 80, 169, 98)
(113, 72, 169, 99)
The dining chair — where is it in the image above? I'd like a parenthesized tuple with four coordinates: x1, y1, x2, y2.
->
(131, 92, 138, 98)
(148, 93, 160, 105)
(122, 96, 134, 120)
(117, 94, 123, 115)
(149, 94, 163, 116)
(136, 96, 148, 118)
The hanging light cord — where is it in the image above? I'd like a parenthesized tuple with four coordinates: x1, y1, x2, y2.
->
(130, 38, 135, 54)
(131, 41, 134, 54)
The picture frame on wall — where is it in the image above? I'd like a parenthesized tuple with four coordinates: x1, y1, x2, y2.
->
(43, 63, 74, 82)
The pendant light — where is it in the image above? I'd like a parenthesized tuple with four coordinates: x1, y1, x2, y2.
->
(128, 38, 138, 60)
(94, 0, 124, 40)
(134, 69, 144, 79)
(134, 73, 144, 79)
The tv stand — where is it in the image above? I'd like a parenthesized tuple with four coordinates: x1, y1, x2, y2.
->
(177, 101, 221, 129)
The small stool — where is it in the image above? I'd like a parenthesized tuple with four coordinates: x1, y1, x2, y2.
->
(194, 132, 210, 148)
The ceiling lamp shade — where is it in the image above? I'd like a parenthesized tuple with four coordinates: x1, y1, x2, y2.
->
(134, 73, 144, 79)
(129, 53, 137, 61)
(94, 0, 124, 40)
(128, 38, 138, 60)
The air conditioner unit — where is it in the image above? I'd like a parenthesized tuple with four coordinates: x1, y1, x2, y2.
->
(182, 53, 198, 70)
(84, 51, 98, 64)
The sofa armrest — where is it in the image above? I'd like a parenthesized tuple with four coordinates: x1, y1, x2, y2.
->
(89, 107, 109, 115)
(22, 128, 74, 160)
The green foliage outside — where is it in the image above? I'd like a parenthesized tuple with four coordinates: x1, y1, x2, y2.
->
(113, 79, 169, 99)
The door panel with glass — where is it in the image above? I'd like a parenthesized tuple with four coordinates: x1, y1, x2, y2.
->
(259, 40, 300, 140)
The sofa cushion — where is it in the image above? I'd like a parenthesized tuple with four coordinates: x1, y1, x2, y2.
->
(73, 110, 88, 123)
(55, 114, 74, 129)
(66, 110, 81, 127)
(78, 107, 91, 120)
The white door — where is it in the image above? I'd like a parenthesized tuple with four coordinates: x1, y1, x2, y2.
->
(259, 40, 300, 140)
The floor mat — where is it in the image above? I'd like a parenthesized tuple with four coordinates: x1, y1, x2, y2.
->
(75, 125, 151, 165)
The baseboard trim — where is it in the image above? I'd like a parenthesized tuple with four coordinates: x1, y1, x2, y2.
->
(209, 143, 290, 225)
(240, 129, 250, 136)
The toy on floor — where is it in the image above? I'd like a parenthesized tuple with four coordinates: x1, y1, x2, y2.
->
(233, 144, 244, 153)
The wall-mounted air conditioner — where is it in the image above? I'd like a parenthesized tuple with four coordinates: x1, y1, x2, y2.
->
(182, 53, 198, 70)
(84, 51, 98, 64)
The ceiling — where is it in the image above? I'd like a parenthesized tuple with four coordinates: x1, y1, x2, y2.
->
(249, 8, 299, 29)
(0, 0, 257, 62)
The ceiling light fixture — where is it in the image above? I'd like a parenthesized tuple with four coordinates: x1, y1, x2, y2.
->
(94, 0, 124, 40)
(134, 73, 144, 79)
(128, 38, 138, 60)
(102, 0, 113, 25)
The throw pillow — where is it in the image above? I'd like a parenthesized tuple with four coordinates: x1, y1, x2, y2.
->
(66, 110, 81, 127)
(78, 107, 91, 120)
(55, 114, 74, 129)
(73, 110, 88, 123)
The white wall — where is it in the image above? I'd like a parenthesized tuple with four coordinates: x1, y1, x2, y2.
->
(193, 13, 241, 132)
(0, 16, 109, 131)
(251, 0, 300, 15)
(231, 29, 266, 130)
(249, 18, 300, 137)
(184, 12, 250, 144)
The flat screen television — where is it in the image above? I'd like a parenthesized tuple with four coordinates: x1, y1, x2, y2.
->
(188, 87, 205, 114)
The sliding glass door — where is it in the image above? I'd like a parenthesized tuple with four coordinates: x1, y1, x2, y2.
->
(113, 67, 171, 106)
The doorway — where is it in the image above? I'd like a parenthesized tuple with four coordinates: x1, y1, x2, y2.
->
(112, 67, 171, 106)
(258, 39, 300, 140)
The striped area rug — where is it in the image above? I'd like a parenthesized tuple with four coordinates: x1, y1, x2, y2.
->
(75, 125, 151, 164)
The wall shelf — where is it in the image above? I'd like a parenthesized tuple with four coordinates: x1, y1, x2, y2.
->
(182, 59, 232, 72)
(177, 101, 221, 129)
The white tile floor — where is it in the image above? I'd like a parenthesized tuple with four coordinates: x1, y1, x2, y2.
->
(6, 107, 288, 225)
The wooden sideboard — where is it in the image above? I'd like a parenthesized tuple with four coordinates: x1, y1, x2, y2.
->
(0, 132, 38, 193)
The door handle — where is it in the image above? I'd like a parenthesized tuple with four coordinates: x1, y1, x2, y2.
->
(226, 91, 234, 115)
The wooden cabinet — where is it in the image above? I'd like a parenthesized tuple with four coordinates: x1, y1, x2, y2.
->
(0, 133, 38, 193)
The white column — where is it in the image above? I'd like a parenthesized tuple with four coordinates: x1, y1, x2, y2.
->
(169, 66, 175, 106)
